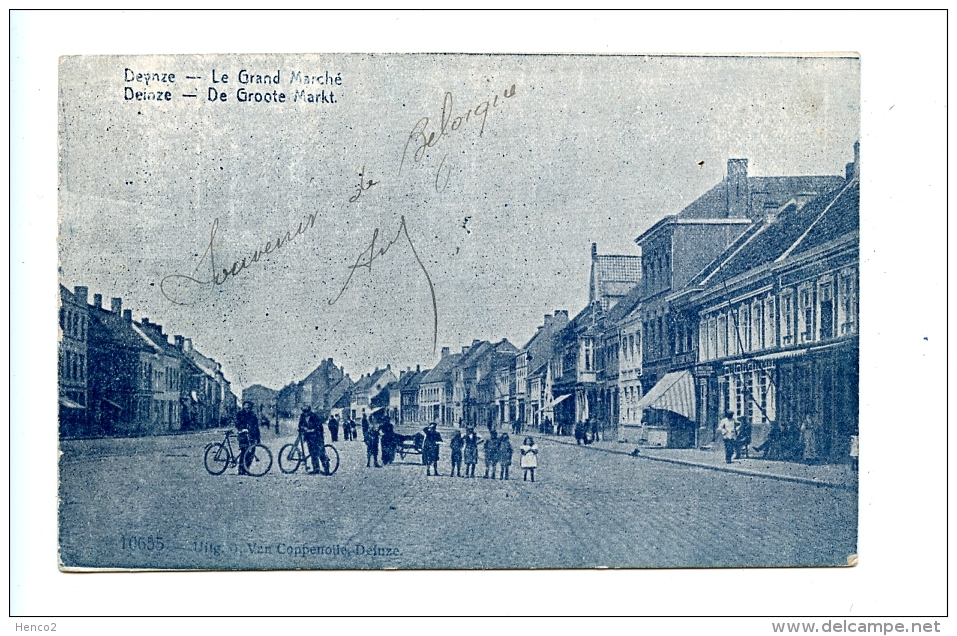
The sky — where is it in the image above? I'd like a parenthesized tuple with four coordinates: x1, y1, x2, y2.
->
(58, 53, 860, 391)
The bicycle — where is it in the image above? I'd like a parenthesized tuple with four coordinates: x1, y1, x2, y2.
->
(279, 431, 340, 475)
(204, 430, 273, 477)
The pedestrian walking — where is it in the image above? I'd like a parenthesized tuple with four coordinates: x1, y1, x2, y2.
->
(498, 433, 513, 480)
(328, 415, 340, 443)
(463, 427, 481, 478)
(520, 436, 539, 482)
(717, 411, 738, 464)
(589, 419, 599, 444)
(574, 420, 586, 445)
(298, 406, 329, 474)
(483, 431, 500, 478)
(364, 421, 381, 468)
(423, 423, 442, 476)
(449, 429, 464, 477)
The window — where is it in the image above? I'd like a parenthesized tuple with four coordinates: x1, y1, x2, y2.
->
(717, 313, 727, 358)
(765, 296, 776, 349)
(741, 305, 751, 352)
(798, 285, 814, 343)
(752, 300, 764, 350)
(818, 277, 835, 340)
(838, 269, 858, 335)
(781, 290, 795, 346)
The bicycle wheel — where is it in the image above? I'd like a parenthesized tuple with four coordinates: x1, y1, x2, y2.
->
(204, 443, 229, 475)
(245, 444, 273, 477)
(278, 443, 303, 474)
(320, 444, 340, 476)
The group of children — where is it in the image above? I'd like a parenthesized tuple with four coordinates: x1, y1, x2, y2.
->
(447, 428, 540, 482)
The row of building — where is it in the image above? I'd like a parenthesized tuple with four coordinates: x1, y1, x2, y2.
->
(58, 289, 238, 438)
(64, 143, 859, 463)
(244, 143, 859, 463)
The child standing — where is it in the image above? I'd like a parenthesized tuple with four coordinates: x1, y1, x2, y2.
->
(520, 436, 539, 482)
(449, 429, 464, 477)
(498, 433, 513, 480)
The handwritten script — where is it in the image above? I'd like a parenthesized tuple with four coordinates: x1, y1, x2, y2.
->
(328, 215, 438, 353)
(398, 84, 517, 192)
(160, 212, 317, 307)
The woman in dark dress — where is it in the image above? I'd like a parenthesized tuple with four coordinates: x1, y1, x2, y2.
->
(463, 427, 481, 478)
(379, 418, 397, 465)
(422, 423, 442, 476)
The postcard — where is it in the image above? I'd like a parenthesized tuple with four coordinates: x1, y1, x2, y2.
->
(57, 53, 859, 570)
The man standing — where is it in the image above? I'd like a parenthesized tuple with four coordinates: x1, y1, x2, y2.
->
(364, 420, 381, 468)
(328, 415, 340, 443)
(299, 406, 329, 474)
(717, 411, 738, 464)
(236, 401, 260, 475)
(483, 431, 500, 479)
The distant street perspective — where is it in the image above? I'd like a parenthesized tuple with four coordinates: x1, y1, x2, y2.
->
(58, 422, 856, 570)
(56, 54, 861, 570)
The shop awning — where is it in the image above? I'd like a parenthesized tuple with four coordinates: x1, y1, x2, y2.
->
(753, 348, 808, 362)
(59, 396, 85, 409)
(636, 370, 696, 420)
(551, 393, 572, 407)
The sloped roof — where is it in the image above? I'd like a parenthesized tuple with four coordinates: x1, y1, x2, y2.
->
(421, 353, 462, 385)
(325, 375, 354, 405)
(397, 369, 430, 393)
(88, 307, 152, 352)
(679, 175, 846, 220)
(458, 340, 493, 369)
(591, 254, 641, 308)
(331, 391, 351, 410)
(134, 322, 182, 359)
(785, 179, 859, 258)
(528, 361, 549, 379)
(604, 280, 644, 325)
(354, 367, 395, 393)
(688, 178, 859, 289)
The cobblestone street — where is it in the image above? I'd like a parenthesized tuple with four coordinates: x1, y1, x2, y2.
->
(58, 427, 857, 570)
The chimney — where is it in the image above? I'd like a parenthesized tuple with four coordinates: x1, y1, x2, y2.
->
(416, 364, 421, 373)
(328, 358, 333, 365)
(74, 286, 88, 305)
(142, 317, 150, 326)
(462, 346, 469, 354)
(111, 297, 122, 314)
(441, 346, 450, 358)
(591, 242, 597, 258)
(726, 158, 750, 218)
(184, 337, 192, 352)
(847, 141, 860, 180)
(122, 309, 132, 321)
(93, 293, 102, 308)
(174, 335, 184, 349)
